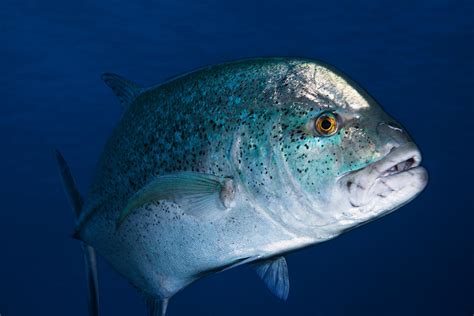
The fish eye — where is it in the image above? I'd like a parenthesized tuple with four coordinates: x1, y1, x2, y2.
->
(314, 112, 338, 136)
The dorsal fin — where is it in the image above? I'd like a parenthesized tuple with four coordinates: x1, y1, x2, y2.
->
(101, 73, 142, 109)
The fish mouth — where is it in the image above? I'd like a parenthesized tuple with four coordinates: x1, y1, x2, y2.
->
(339, 142, 428, 217)
(375, 143, 422, 179)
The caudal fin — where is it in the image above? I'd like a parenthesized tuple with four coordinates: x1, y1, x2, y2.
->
(54, 149, 100, 316)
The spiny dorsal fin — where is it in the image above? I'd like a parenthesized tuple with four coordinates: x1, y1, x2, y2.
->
(101, 73, 142, 109)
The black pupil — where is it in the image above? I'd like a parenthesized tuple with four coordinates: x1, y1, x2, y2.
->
(321, 118, 332, 130)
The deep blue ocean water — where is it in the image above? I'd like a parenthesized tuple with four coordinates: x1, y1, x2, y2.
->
(1, 0, 473, 315)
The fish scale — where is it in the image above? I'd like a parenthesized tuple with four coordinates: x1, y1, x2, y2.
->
(56, 57, 428, 316)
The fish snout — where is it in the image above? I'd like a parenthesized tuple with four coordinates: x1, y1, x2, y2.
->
(337, 142, 427, 214)
(376, 122, 412, 148)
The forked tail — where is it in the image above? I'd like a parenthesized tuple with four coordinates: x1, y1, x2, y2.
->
(54, 149, 100, 316)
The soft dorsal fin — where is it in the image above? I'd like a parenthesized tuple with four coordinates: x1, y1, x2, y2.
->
(116, 172, 236, 228)
(252, 256, 289, 300)
(101, 73, 142, 109)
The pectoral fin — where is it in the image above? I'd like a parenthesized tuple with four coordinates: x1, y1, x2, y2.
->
(117, 172, 235, 227)
(252, 256, 289, 300)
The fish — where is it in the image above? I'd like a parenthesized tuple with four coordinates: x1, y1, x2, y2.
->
(55, 57, 428, 316)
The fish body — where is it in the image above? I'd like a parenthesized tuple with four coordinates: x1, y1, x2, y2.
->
(58, 57, 428, 314)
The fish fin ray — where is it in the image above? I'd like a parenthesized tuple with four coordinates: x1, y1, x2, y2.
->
(54, 149, 100, 316)
(54, 149, 83, 217)
(83, 244, 100, 316)
(101, 73, 142, 109)
(252, 256, 289, 300)
(116, 172, 234, 227)
(146, 297, 169, 316)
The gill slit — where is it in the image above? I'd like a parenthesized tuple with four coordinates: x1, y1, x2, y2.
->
(227, 119, 299, 240)
(269, 120, 335, 231)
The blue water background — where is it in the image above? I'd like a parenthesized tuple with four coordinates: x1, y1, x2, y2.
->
(1, 0, 472, 315)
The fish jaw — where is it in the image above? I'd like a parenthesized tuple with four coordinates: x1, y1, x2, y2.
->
(333, 142, 428, 226)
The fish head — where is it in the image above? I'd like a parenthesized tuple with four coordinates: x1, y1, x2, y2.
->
(274, 61, 428, 233)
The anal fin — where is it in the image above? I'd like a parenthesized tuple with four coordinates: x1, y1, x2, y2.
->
(83, 243, 99, 316)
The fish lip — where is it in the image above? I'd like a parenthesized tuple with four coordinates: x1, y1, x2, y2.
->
(336, 142, 427, 220)
(372, 142, 422, 179)
(337, 142, 422, 182)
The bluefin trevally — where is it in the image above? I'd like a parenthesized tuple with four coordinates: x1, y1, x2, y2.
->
(55, 57, 428, 316)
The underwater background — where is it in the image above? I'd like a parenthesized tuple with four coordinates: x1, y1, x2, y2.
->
(1, 0, 472, 315)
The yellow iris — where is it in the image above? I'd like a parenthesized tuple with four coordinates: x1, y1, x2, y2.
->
(315, 113, 337, 136)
